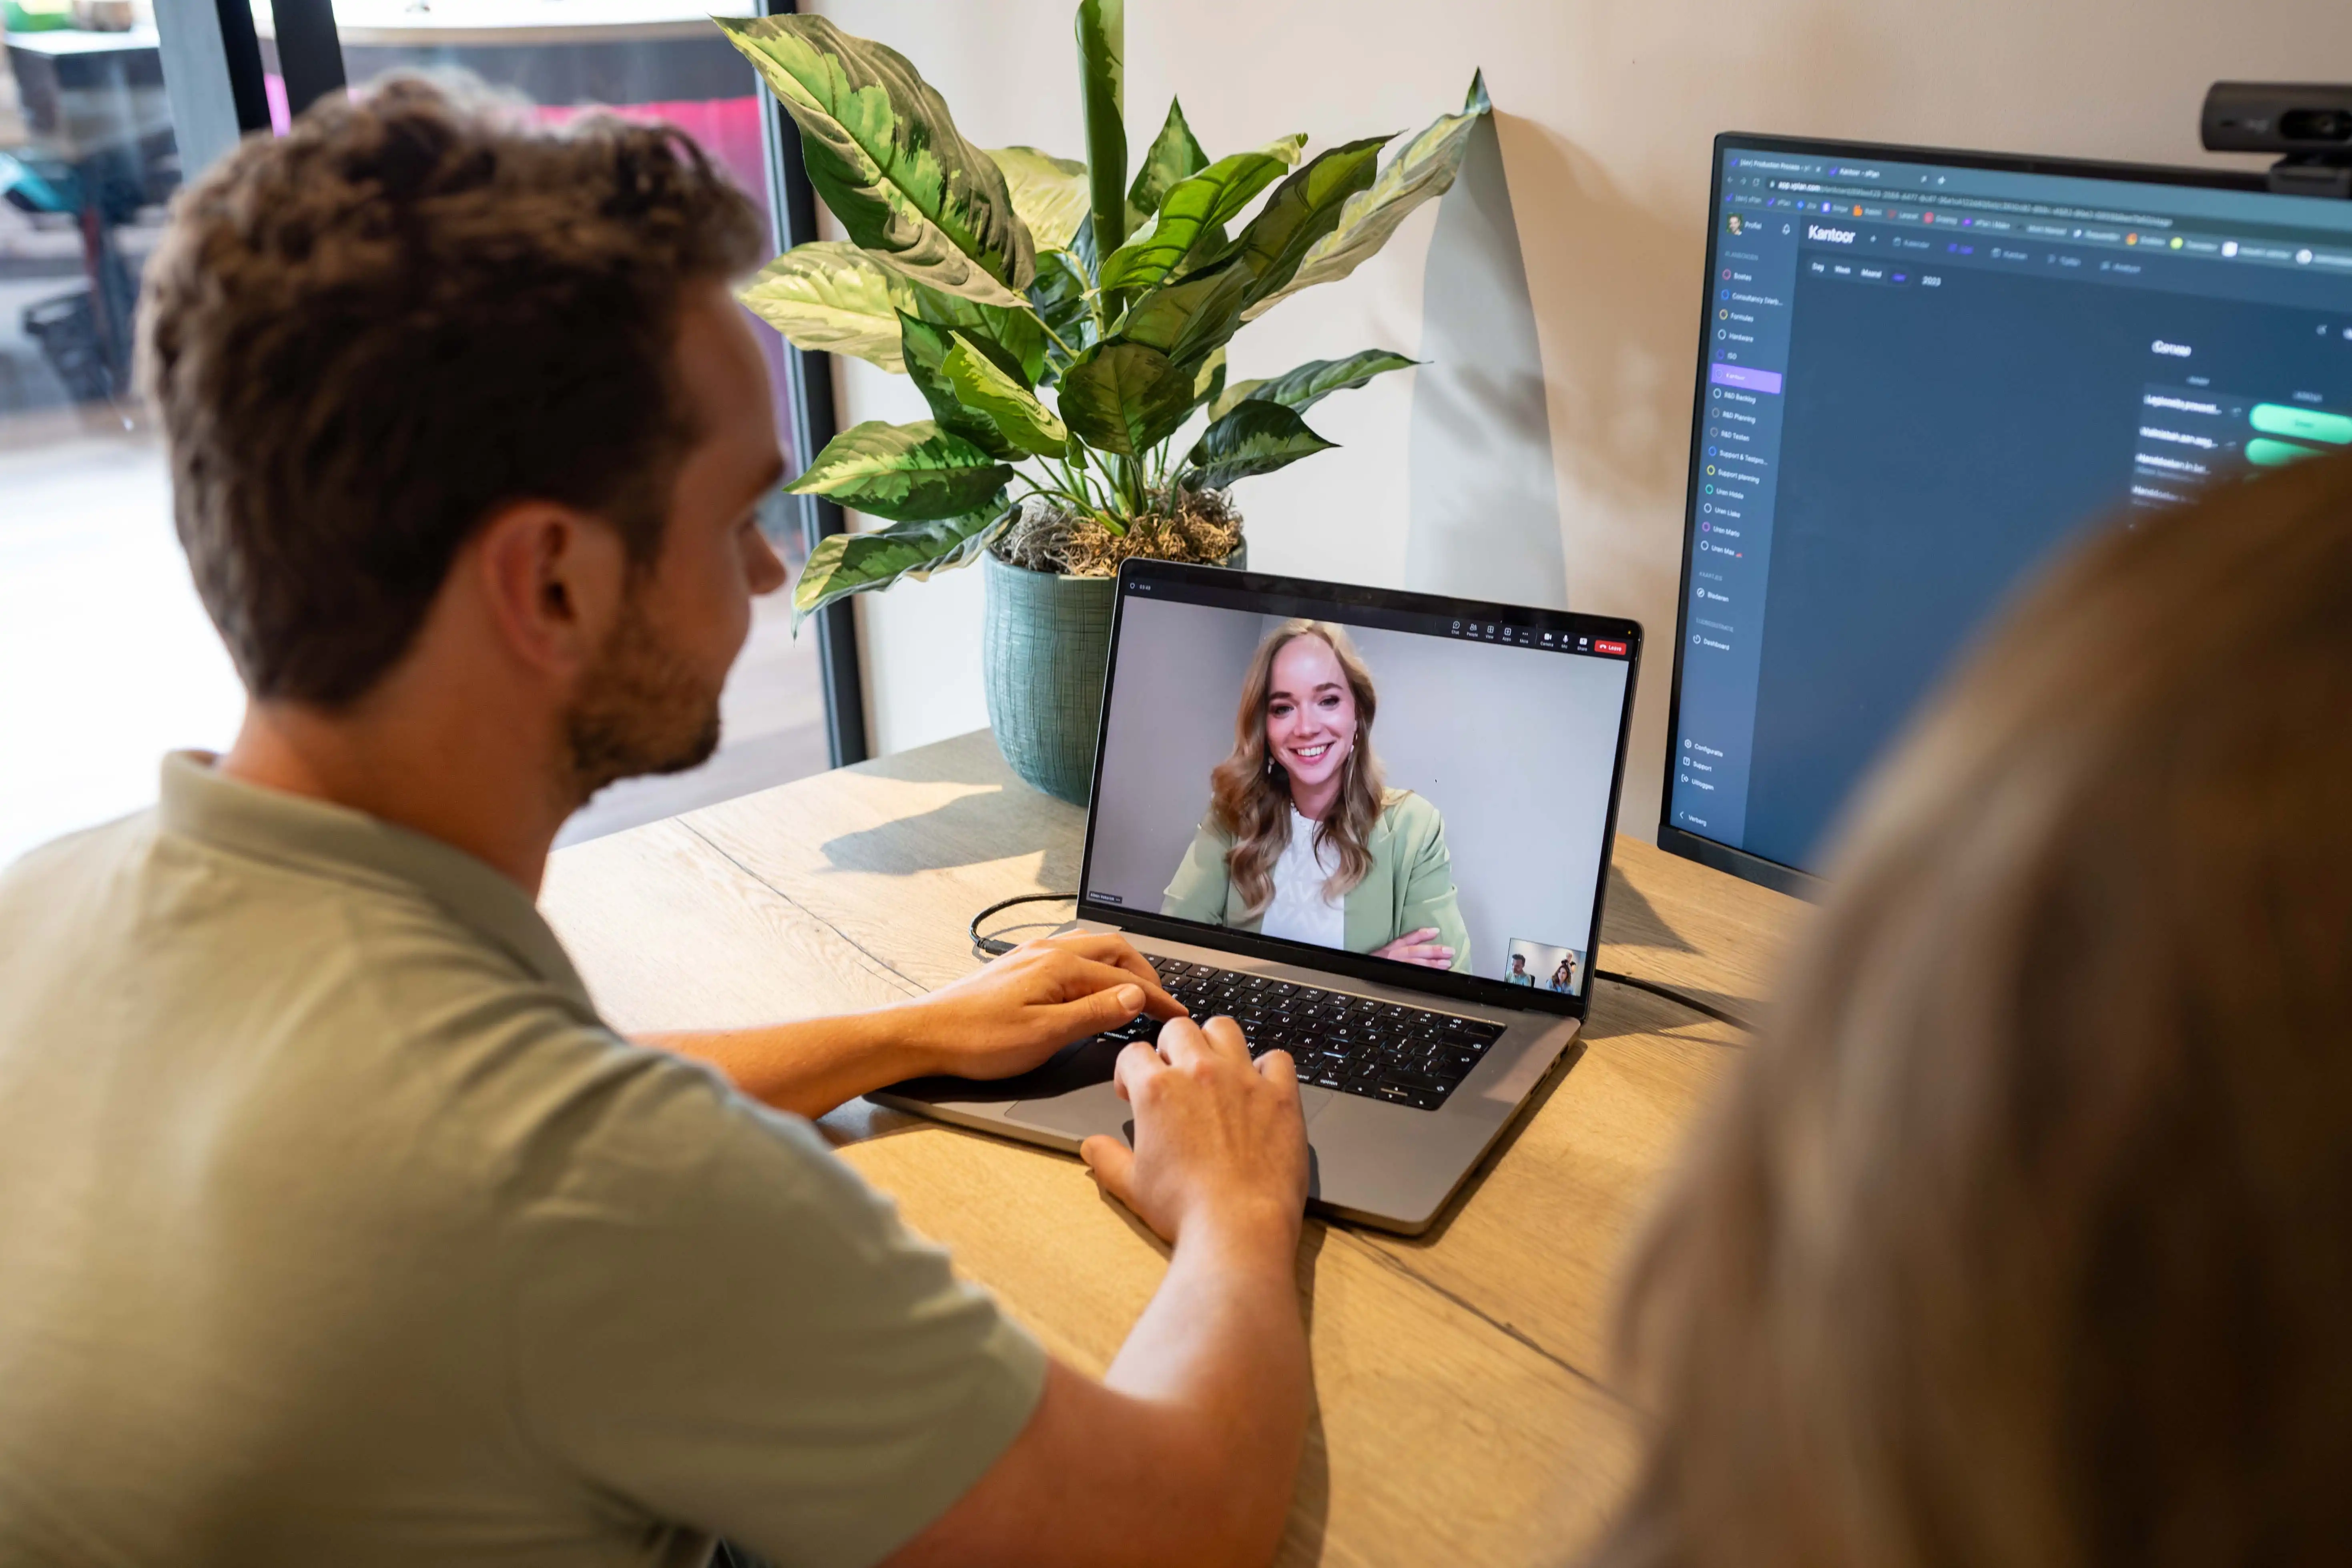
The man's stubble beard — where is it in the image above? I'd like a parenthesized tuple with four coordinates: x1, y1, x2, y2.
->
(562, 593, 723, 804)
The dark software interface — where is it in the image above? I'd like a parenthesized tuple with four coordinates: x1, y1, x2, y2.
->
(1082, 575, 1634, 1000)
(1673, 141, 2352, 875)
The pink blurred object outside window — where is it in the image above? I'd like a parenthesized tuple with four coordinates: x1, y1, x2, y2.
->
(259, 77, 766, 208)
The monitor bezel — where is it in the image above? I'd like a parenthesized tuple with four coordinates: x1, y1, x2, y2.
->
(1660, 131, 2274, 899)
(1076, 557, 1644, 1019)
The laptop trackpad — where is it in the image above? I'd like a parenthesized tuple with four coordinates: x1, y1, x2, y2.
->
(1011, 1081, 1337, 1140)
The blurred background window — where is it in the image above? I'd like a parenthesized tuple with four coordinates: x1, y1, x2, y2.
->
(0, 0, 839, 869)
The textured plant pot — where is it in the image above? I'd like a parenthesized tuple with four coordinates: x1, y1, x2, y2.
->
(983, 542, 1245, 805)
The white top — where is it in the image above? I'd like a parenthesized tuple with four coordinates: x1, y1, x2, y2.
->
(1259, 808, 1346, 950)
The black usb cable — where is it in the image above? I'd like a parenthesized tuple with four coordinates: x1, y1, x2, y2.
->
(968, 891, 1081, 957)
(1591, 968, 1753, 1030)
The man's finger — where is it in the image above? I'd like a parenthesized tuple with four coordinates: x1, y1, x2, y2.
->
(1042, 984, 1150, 1044)
(1113, 1038, 1168, 1101)
(1053, 932, 1163, 988)
(1079, 1132, 1136, 1207)
(1197, 1014, 1250, 1062)
(1255, 1047, 1300, 1092)
(1053, 956, 1183, 1018)
(1153, 1014, 1211, 1069)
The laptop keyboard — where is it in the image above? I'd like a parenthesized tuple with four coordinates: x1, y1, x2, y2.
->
(1088, 956, 1509, 1112)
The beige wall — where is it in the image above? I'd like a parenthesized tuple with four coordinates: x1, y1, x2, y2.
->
(813, 0, 2350, 839)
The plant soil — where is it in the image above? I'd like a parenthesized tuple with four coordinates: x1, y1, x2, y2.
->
(991, 488, 1243, 577)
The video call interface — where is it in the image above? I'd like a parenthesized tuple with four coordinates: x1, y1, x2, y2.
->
(1082, 576, 1634, 999)
(1676, 143, 2352, 874)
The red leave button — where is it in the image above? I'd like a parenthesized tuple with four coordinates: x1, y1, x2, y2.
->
(1593, 639, 1628, 656)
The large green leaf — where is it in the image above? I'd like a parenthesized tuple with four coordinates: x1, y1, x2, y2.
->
(1127, 97, 1207, 219)
(943, 339, 1070, 457)
(1245, 71, 1491, 320)
(1180, 399, 1337, 490)
(1118, 135, 1389, 367)
(1165, 134, 1304, 276)
(1028, 249, 1095, 380)
(1220, 134, 1393, 309)
(1114, 258, 1247, 368)
(1194, 347, 1228, 410)
(1059, 341, 1197, 457)
(1205, 376, 1264, 422)
(989, 146, 1090, 252)
(716, 14, 1034, 307)
(903, 283, 1047, 388)
(737, 242, 907, 371)
(897, 314, 1016, 460)
(1240, 349, 1420, 413)
(1096, 143, 1300, 295)
(792, 507, 1012, 626)
(786, 419, 1014, 522)
(1074, 0, 1127, 254)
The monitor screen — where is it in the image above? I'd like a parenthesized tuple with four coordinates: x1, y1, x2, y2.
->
(1665, 136, 2352, 890)
(1080, 567, 1637, 1008)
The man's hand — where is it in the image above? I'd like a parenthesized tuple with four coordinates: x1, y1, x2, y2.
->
(901, 933, 1186, 1081)
(1078, 1016, 1309, 1248)
(646, 933, 1182, 1120)
(887, 1009, 1312, 1568)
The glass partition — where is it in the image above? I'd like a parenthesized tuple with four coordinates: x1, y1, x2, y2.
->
(2, 2, 243, 868)
(0, 0, 831, 869)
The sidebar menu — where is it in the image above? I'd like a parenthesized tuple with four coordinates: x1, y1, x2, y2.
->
(1670, 165, 1802, 845)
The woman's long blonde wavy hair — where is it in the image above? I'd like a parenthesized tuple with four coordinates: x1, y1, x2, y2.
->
(1209, 620, 1386, 920)
(1585, 451, 2352, 1568)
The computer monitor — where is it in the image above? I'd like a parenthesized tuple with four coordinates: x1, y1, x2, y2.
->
(1663, 133, 2352, 896)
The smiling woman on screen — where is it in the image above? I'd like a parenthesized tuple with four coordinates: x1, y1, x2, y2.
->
(1162, 619, 1470, 971)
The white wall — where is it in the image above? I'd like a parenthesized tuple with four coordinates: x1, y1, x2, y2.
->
(813, 0, 2352, 839)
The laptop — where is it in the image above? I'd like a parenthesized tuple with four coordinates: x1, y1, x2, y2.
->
(878, 560, 1644, 1235)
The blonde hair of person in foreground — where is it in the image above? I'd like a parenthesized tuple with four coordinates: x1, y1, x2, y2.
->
(1591, 451, 2352, 1568)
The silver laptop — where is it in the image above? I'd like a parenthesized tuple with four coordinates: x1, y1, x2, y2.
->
(878, 560, 1643, 1235)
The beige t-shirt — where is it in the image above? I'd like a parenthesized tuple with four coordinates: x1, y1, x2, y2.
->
(0, 755, 1045, 1568)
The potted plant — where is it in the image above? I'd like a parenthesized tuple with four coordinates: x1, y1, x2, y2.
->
(718, 3, 1488, 803)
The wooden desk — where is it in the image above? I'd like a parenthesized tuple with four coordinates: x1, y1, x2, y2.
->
(540, 730, 1806, 1566)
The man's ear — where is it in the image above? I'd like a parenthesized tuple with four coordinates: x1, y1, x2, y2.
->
(470, 502, 629, 680)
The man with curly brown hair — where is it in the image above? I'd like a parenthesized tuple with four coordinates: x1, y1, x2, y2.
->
(0, 78, 1310, 1568)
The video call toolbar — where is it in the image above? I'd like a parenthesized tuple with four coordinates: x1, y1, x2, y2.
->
(1442, 618, 1628, 657)
(1123, 573, 1634, 660)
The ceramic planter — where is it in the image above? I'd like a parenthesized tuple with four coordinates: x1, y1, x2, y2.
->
(982, 543, 1245, 805)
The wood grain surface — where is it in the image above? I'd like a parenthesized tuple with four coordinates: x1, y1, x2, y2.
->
(539, 730, 1809, 1567)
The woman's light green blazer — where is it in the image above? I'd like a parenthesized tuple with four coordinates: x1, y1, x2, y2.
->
(1159, 789, 1472, 972)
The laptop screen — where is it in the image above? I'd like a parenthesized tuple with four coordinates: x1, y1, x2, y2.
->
(1078, 564, 1639, 1011)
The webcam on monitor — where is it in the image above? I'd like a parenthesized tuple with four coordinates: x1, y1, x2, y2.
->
(2202, 82, 2352, 198)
